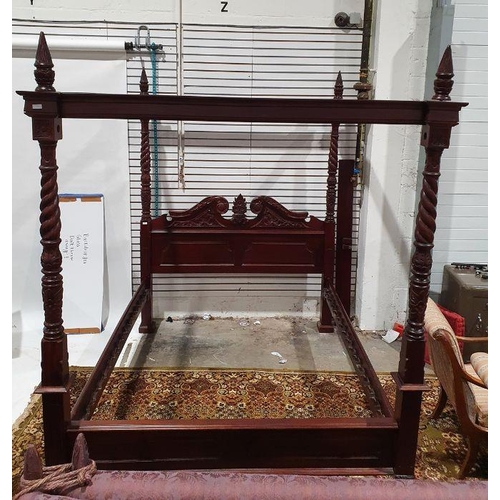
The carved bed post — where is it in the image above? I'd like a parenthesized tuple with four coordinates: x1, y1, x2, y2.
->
(31, 32, 70, 465)
(318, 72, 343, 332)
(393, 47, 456, 475)
(138, 69, 155, 333)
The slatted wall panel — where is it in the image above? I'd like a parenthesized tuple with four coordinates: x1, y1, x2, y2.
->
(13, 19, 363, 317)
(148, 25, 362, 316)
(13, 19, 116, 40)
(431, 2, 488, 292)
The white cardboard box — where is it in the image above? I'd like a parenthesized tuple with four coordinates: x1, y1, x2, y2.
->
(59, 194, 104, 334)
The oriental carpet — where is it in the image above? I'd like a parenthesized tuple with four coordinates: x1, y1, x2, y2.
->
(12, 368, 487, 493)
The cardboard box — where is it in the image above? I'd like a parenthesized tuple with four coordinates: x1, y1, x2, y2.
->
(60, 194, 104, 334)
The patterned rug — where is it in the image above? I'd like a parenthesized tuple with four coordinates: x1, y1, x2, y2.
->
(12, 368, 487, 493)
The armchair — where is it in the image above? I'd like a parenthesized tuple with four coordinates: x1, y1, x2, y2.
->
(424, 298, 488, 478)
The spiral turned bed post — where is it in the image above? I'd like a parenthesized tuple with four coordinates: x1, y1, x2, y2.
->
(31, 32, 71, 465)
(317, 72, 343, 332)
(138, 69, 156, 333)
(393, 46, 456, 475)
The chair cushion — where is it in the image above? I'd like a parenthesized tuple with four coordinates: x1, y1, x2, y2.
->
(425, 299, 464, 367)
(470, 352, 488, 387)
(464, 363, 488, 427)
(438, 305, 465, 353)
(425, 299, 455, 336)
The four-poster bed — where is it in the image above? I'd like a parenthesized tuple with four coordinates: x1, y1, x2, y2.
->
(17, 32, 466, 476)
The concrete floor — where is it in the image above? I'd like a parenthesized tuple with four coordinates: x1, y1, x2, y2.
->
(12, 315, 433, 424)
(125, 316, 405, 373)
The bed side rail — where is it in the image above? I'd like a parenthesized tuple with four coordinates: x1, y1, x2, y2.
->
(325, 284, 394, 418)
(71, 281, 149, 421)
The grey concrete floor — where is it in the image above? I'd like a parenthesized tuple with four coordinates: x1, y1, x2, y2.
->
(124, 316, 431, 374)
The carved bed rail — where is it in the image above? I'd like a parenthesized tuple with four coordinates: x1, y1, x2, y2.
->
(70, 280, 149, 421)
(325, 284, 394, 418)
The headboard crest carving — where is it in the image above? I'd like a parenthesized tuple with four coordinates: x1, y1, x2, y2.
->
(167, 196, 230, 228)
(231, 194, 248, 226)
(164, 195, 313, 229)
(250, 196, 310, 229)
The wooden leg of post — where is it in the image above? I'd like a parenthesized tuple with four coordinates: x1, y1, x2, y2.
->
(393, 390, 424, 476)
(40, 392, 71, 465)
(139, 283, 155, 333)
(317, 282, 334, 333)
(392, 340, 427, 476)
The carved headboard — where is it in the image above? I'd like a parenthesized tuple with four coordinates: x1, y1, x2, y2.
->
(149, 194, 326, 274)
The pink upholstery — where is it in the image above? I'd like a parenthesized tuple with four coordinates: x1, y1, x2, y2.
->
(16, 471, 488, 500)
(470, 352, 488, 387)
(464, 363, 488, 426)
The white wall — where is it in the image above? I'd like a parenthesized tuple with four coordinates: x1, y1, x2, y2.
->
(13, 0, 364, 26)
(12, 51, 131, 332)
(430, 0, 488, 293)
(355, 0, 432, 329)
(354, 0, 488, 328)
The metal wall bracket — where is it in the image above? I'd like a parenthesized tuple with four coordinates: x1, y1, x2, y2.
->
(125, 25, 164, 51)
(334, 12, 363, 29)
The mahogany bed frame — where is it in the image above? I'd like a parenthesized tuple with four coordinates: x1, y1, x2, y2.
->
(18, 32, 466, 476)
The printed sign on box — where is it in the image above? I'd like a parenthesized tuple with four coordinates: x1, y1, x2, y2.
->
(60, 194, 104, 334)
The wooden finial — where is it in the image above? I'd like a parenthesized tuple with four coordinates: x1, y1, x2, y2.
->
(34, 32, 55, 92)
(22, 444, 43, 480)
(353, 80, 372, 100)
(432, 45, 454, 101)
(334, 71, 344, 100)
(353, 67, 372, 100)
(71, 433, 91, 470)
(140, 68, 149, 95)
(231, 194, 248, 226)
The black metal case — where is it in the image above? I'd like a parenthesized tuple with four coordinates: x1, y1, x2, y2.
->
(439, 264, 488, 363)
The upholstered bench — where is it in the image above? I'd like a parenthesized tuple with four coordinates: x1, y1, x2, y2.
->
(15, 470, 488, 500)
